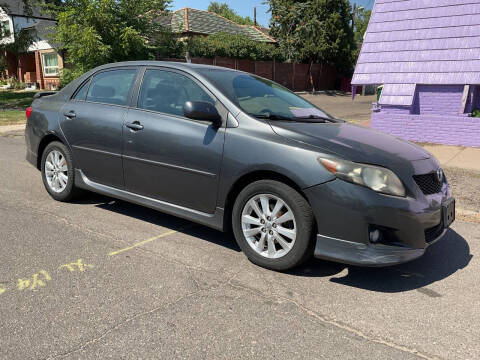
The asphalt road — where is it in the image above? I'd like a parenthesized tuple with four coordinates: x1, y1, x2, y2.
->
(0, 133, 479, 360)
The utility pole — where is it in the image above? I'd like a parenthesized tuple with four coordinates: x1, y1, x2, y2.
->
(254, 7, 257, 26)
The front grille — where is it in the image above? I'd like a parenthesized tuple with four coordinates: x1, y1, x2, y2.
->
(413, 172, 443, 195)
(424, 222, 444, 243)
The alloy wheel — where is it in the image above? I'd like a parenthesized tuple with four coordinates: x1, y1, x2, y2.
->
(45, 149, 68, 193)
(241, 194, 297, 259)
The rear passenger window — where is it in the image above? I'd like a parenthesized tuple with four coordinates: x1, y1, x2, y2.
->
(73, 79, 90, 101)
(138, 69, 215, 116)
(86, 69, 137, 106)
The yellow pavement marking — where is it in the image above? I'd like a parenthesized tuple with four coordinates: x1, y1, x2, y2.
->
(108, 229, 178, 256)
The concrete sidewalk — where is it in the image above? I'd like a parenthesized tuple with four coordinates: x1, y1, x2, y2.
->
(424, 145, 480, 172)
(0, 124, 25, 135)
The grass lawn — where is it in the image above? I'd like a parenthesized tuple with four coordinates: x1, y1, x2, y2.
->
(0, 90, 37, 109)
(0, 110, 26, 125)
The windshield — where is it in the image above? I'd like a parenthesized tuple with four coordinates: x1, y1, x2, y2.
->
(197, 69, 332, 121)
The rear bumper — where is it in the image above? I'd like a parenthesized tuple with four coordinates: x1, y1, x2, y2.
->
(26, 148, 37, 168)
(24, 121, 39, 169)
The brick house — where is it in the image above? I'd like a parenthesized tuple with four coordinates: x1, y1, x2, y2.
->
(157, 7, 276, 43)
(352, 0, 480, 147)
(1, 0, 62, 90)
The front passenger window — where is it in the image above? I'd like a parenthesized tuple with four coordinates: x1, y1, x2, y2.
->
(138, 69, 215, 117)
(86, 69, 137, 106)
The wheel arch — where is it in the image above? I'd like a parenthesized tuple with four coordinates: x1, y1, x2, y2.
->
(222, 170, 311, 232)
(36, 133, 65, 170)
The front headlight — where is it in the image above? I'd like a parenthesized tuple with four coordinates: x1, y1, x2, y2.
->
(319, 157, 406, 197)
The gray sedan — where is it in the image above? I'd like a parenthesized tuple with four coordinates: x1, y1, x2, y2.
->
(24, 61, 455, 271)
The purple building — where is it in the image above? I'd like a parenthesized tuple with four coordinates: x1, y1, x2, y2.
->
(352, 0, 480, 147)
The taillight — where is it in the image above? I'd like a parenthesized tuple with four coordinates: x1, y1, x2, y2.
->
(26, 106, 33, 119)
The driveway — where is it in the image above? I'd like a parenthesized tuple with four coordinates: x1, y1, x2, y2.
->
(302, 92, 376, 124)
(0, 134, 478, 359)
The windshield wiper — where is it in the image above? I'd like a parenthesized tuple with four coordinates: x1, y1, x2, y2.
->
(291, 115, 333, 123)
(250, 113, 335, 123)
(249, 113, 294, 121)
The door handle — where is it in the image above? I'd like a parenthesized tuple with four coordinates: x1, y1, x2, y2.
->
(63, 111, 76, 119)
(126, 121, 144, 131)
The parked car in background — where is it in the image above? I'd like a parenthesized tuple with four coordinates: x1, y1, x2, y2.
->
(24, 62, 455, 271)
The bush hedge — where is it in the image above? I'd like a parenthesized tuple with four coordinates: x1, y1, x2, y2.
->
(185, 33, 284, 62)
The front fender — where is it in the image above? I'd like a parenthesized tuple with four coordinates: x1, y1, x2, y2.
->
(217, 114, 336, 208)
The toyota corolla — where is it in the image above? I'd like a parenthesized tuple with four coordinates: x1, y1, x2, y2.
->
(24, 61, 455, 271)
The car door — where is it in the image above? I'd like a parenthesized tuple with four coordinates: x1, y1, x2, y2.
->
(60, 68, 138, 188)
(122, 68, 227, 214)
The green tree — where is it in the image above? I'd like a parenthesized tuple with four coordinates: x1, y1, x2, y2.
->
(268, 0, 356, 83)
(354, 9, 371, 45)
(1, 2, 29, 78)
(4, 27, 36, 65)
(351, 8, 371, 64)
(207, 2, 254, 25)
(0, 26, 36, 81)
(49, 0, 173, 85)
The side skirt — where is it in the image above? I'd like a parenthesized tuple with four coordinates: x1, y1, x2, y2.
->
(74, 169, 225, 231)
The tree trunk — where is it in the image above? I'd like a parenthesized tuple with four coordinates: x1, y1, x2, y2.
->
(308, 60, 315, 93)
(16, 56, 21, 82)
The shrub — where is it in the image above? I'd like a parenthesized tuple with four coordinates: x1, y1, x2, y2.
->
(10, 78, 26, 90)
(59, 68, 84, 89)
(186, 33, 283, 61)
(472, 109, 480, 118)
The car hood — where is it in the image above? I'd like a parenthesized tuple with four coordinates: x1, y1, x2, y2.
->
(270, 121, 431, 165)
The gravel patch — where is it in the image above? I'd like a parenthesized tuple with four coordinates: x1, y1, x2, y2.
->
(444, 167, 480, 213)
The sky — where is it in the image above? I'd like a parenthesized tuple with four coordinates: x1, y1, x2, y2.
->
(171, 0, 374, 27)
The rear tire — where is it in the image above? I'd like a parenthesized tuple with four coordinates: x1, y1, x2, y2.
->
(41, 141, 81, 202)
(232, 180, 315, 271)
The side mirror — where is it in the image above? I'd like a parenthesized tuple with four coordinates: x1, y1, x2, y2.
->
(183, 101, 222, 128)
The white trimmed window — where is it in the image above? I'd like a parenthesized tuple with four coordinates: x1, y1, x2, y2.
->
(42, 53, 59, 76)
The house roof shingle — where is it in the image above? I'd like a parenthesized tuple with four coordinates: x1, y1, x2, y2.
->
(158, 8, 275, 43)
(352, 0, 480, 86)
(0, 0, 53, 19)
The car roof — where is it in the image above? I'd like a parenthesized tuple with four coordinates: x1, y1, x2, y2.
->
(54, 60, 245, 116)
(93, 61, 243, 73)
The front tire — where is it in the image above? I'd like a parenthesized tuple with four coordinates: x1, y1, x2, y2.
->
(232, 180, 315, 271)
(41, 141, 80, 202)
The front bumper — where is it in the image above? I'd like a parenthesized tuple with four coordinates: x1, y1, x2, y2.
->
(304, 176, 453, 267)
(313, 229, 447, 267)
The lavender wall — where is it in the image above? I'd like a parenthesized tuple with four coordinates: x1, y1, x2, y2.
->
(413, 85, 464, 116)
(381, 85, 468, 116)
(373, 84, 480, 147)
(371, 112, 480, 147)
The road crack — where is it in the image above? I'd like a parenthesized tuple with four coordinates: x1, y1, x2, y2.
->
(226, 279, 442, 360)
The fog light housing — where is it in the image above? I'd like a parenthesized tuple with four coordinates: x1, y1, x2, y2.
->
(368, 225, 405, 247)
(369, 228, 382, 243)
